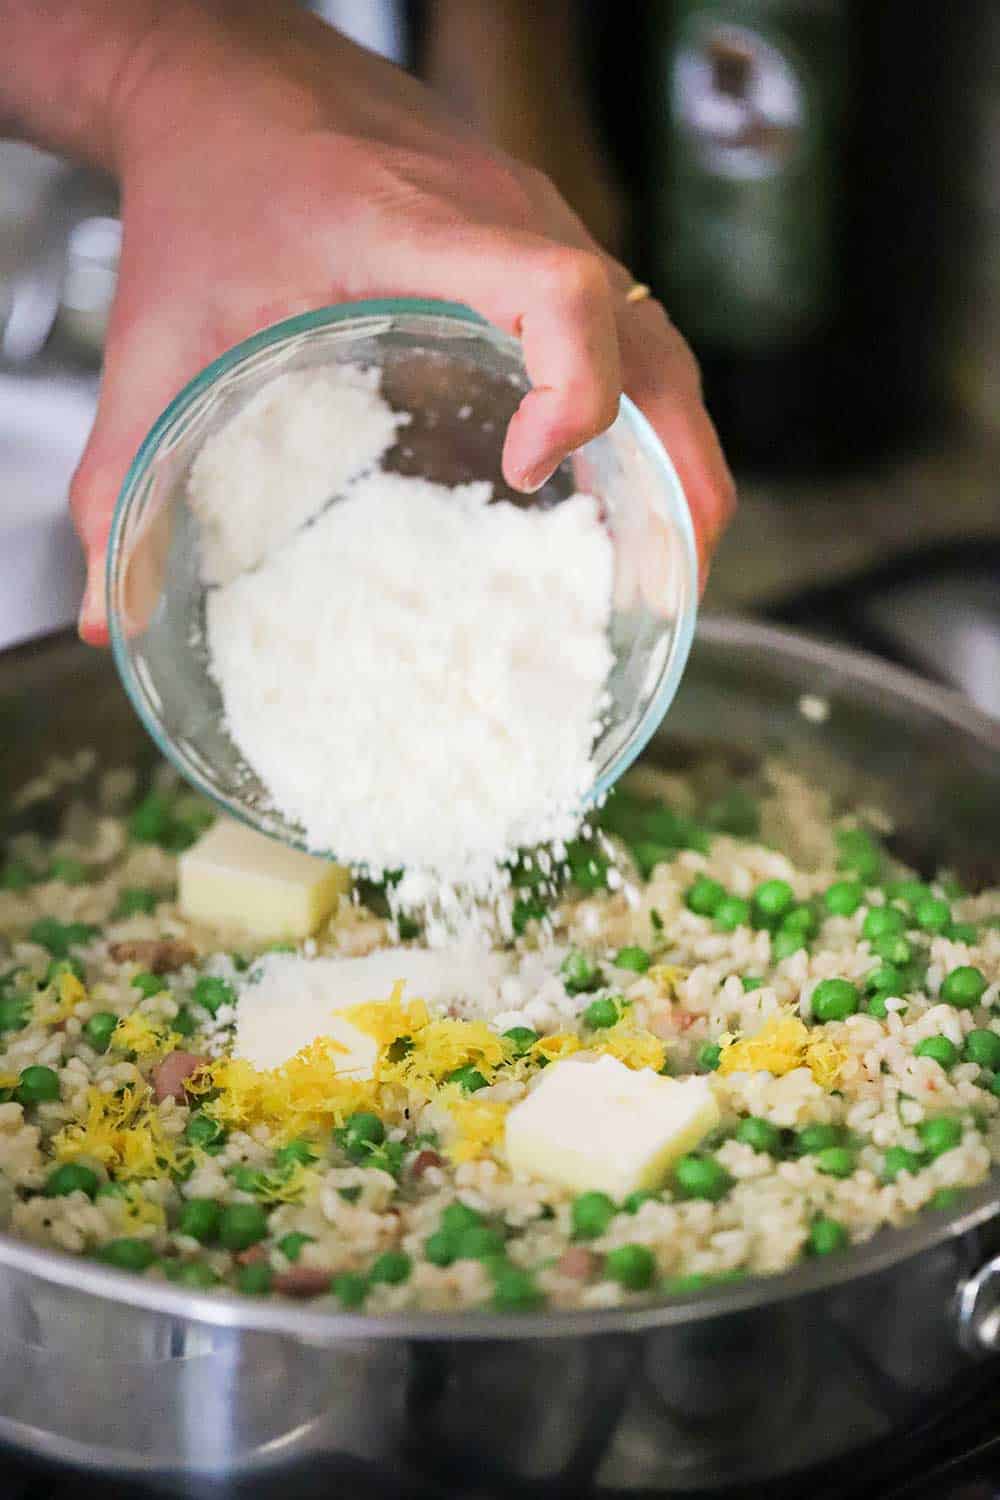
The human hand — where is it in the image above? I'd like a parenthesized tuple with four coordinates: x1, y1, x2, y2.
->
(70, 2, 734, 643)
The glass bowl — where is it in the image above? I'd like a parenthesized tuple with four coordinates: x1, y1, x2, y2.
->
(106, 299, 697, 857)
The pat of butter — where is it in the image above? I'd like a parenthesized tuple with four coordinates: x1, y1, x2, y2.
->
(178, 817, 349, 941)
(505, 1054, 719, 1198)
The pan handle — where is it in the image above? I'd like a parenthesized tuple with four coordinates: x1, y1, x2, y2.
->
(955, 1253, 1000, 1354)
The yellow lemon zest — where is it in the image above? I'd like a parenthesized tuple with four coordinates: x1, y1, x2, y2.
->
(53, 1085, 185, 1180)
(445, 1094, 510, 1164)
(718, 1013, 847, 1089)
(345, 983, 430, 1047)
(591, 1026, 667, 1072)
(120, 1185, 167, 1230)
(379, 1018, 507, 1091)
(112, 1012, 179, 1059)
(197, 1040, 378, 1144)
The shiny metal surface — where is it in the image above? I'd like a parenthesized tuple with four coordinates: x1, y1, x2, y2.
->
(1, 617, 999, 1494)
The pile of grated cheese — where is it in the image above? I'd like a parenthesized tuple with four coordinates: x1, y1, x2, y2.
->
(198, 366, 615, 908)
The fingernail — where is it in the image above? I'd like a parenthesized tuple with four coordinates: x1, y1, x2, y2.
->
(519, 463, 557, 495)
(78, 557, 105, 635)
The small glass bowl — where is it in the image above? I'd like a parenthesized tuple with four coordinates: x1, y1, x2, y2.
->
(107, 299, 697, 856)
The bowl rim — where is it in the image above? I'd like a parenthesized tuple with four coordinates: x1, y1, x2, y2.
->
(105, 297, 698, 858)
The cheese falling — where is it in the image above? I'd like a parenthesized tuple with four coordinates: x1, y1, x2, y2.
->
(505, 1054, 720, 1197)
(178, 817, 350, 940)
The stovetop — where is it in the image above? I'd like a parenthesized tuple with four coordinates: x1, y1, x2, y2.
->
(5, 1371, 1000, 1500)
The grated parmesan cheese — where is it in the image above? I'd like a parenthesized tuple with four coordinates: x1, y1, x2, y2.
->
(188, 365, 407, 585)
(201, 369, 614, 908)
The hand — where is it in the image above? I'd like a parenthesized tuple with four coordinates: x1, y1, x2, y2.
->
(71, 3, 735, 643)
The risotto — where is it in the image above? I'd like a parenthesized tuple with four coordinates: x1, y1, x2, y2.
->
(0, 756, 998, 1313)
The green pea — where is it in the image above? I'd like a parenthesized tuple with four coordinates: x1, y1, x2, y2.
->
(947, 923, 979, 945)
(862, 906, 907, 942)
(735, 1116, 782, 1155)
(191, 976, 235, 1016)
(1, 860, 34, 890)
(166, 1260, 219, 1289)
(566, 839, 611, 891)
(865, 963, 904, 996)
(836, 828, 882, 882)
(965, 1030, 1000, 1070)
(583, 998, 619, 1030)
(447, 1065, 487, 1092)
(614, 946, 651, 974)
(867, 993, 889, 1020)
(440, 1202, 483, 1235)
(83, 1012, 118, 1052)
(872, 935, 913, 966)
(912, 896, 951, 934)
(794, 1123, 842, 1156)
(511, 896, 547, 935)
(99, 1237, 156, 1271)
(455, 1225, 506, 1261)
(571, 1191, 617, 1239)
(815, 1146, 856, 1178)
(882, 1146, 924, 1182)
(941, 966, 987, 1009)
(0, 991, 30, 1033)
(714, 896, 750, 932)
(218, 1202, 268, 1252)
(561, 949, 601, 994)
(178, 1198, 222, 1243)
(605, 1244, 656, 1290)
(113, 887, 159, 919)
(622, 1190, 658, 1213)
(502, 1026, 538, 1055)
(50, 857, 88, 885)
(424, 1230, 457, 1267)
(237, 1262, 273, 1295)
(824, 881, 864, 917)
(674, 1154, 732, 1201)
(172, 1006, 196, 1038)
(277, 1232, 314, 1263)
(185, 1113, 226, 1154)
(229, 1164, 269, 1195)
(782, 905, 819, 937)
(914, 1035, 959, 1069)
(492, 1266, 543, 1310)
(44, 956, 86, 986)
(369, 1250, 412, 1285)
(917, 1115, 963, 1158)
(808, 1217, 848, 1255)
(811, 978, 859, 1023)
(928, 1188, 963, 1213)
(740, 975, 764, 992)
(752, 879, 795, 927)
(15, 1065, 60, 1106)
(685, 877, 727, 917)
(887, 880, 932, 908)
(697, 1042, 722, 1072)
(45, 1162, 99, 1198)
(771, 930, 806, 961)
(340, 1112, 385, 1162)
(274, 1138, 317, 1170)
(128, 791, 172, 844)
(332, 1272, 368, 1308)
(132, 971, 166, 998)
(29, 918, 97, 958)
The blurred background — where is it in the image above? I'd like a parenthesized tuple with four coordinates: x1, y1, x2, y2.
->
(2, 0, 999, 711)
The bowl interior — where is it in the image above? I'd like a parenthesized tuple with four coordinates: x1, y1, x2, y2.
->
(107, 303, 697, 859)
